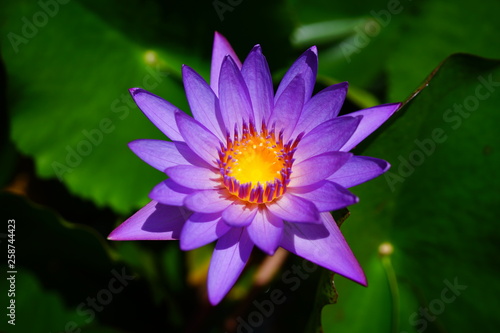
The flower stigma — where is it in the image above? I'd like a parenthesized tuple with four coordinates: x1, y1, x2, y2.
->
(218, 122, 301, 204)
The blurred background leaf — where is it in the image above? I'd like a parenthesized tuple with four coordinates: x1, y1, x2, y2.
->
(0, 192, 172, 332)
(289, 0, 500, 104)
(0, 270, 89, 333)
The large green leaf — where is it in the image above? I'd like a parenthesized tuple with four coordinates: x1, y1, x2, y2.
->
(322, 255, 393, 332)
(321, 54, 500, 332)
(0, 0, 206, 214)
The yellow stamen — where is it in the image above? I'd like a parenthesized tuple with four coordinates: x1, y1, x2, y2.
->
(228, 135, 283, 184)
(218, 122, 300, 204)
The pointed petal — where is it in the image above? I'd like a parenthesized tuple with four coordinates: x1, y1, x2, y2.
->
(268, 75, 305, 141)
(294, 116, 361, 164)
(290, 152, 352, 187)
(247, 209, 283, 255)
(184, 189, 232, 213)
(340, 103, 401, 152)
(291, 82, 348, 137)
(128, 139, 184, 172)
(289, 181, 359, 212)
(175, 111, 221, 166)
(149, 179, 195, 206)
(275, 46, 317, 104)
(280, 212, 366, 285)
(165, 165, 221, 190)
(266, 193, 319, 223)
(108, 201, 188, 240)
(211, 32, 242, 95)
(180, 212, 231, 250)
(241, 45, 273, 128)
(129, 88, 184, 141)
(182, 65, 225, 140)
(222, 202, 258, 227)
(173, 141, 212, 168)
(128, 140, 208, 172)
(219, 55, 254, 133)
(208, 228, 253, 305)
(328, 156, 390, 188)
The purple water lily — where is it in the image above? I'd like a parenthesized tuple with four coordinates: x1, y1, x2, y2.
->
(108, 32, 400, 305)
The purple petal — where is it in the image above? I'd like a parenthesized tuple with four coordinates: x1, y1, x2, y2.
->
(149, 179, 195, 206)
(173, 141, 212, 168)
(182, 65, 225, 140)
(128, 140, 207, 172)
(219, 55, 254, 134)
(180, 212, 231, 250)
(184, 189, 232, 213)
(165, 165, 221, 190)
(280, 212, 366, 285)
(247, 209, 283, 255)
(266, 193, 319, 223)
(294, 116, 361, 164)
(268, 75, 305, 141)
(241, 45, 273, 129)
(290, 152, 352, 187)
(289, 180, 359, 212)
(108, 201, 189, 240)
(275, 46, 317, 104)
(175, 111, 221, 166)
(328, 156, 390, 188)
(129, 88, 184, 141)
(291, 82, 348, 138)
(211, 32, 242, 96)
(339, 103, 401, 152)
(208, 228, 253, 305)
(221, 202, 258, 227)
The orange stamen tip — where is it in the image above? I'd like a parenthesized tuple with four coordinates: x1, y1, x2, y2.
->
(218, 122, 299, 204)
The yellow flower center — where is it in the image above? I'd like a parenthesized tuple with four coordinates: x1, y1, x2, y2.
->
(228, 135, 283, 184)
(218, 123, 300, 204)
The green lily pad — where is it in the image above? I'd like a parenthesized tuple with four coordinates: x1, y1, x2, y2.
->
(320, 53, 500, 332)
(322, 255, 393, 332)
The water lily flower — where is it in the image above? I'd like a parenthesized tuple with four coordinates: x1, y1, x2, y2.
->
(108, 32, 400, 305)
